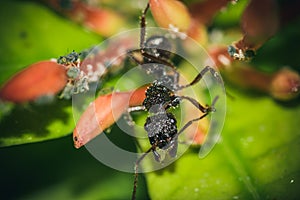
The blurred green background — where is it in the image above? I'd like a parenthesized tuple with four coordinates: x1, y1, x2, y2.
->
(0, 0, 299, 199)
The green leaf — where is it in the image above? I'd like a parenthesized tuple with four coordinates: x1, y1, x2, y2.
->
(212, 0, 249, 28)
(0, 134, 149, 200)
(0, 1, 100, 85)
(0, 100, 74, 147)
(0, 0, 100, 147)
(145, 88, 300, 199)
(252, 19, 300, 73)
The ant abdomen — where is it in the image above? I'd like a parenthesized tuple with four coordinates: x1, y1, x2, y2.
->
(144, 112, 177, 150)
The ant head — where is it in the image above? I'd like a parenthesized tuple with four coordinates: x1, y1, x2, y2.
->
(66, 51, 80, 63)
(145, 35, 172, 60)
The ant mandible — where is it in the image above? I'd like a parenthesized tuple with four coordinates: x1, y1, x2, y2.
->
(127, 3, 221, 200)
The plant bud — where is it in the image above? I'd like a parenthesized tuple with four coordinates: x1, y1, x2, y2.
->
(73, 86, 147, 148)
(82, 6, 125, 37)
(270, 68, 300, 101)
(240, 0, 279, 49)
(0, 61, 67, 103)
(149, 0, 192, 32)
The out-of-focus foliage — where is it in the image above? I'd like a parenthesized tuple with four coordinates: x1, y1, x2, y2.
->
(0, 0, 299, 199)
(146, 86, 300, 199)
(0, 0, 99, 147)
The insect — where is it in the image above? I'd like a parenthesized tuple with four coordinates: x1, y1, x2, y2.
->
(227, 45, 255, 61)
(57, 50, 80, 65)
(127, 3, 221, 200)
(56, 50, 90, 99)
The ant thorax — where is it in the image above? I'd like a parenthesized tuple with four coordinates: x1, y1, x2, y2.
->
(143, 81, 178, 112)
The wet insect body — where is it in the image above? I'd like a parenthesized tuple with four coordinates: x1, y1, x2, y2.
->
(128, 3, 220, 200)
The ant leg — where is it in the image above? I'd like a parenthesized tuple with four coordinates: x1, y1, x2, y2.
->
(140, 3, 150, 50)
(168, 138, 178, 158)
(152, 149, 161, 162)
(132, 146, 152, 200)
(128, 3, 150, 66)
(127, 49, 180, 85)
(175, 112, 210, 140)
(125, 106, 146, 126)
(179, 95, 218, 113)
(176, 66, 222, 90)
(173, 96, 219, 138)
(127, 49, 144, 65)
(126, 48, 176, 69)
(179, 96, 210, 113)
(128, 105, 146, 113)
(141, 51, 177, 71)
(140, 51, 180, 84)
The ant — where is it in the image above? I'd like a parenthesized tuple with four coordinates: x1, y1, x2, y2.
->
(127, 3, 221, 200)
(56, 50, 90, 99)
(227, 45, 255, 61)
